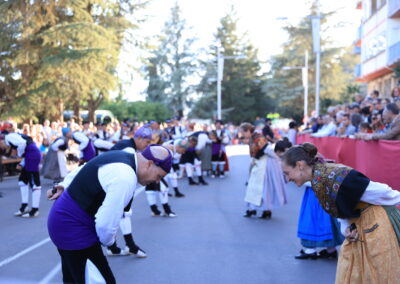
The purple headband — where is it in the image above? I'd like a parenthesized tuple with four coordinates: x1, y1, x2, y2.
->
(134, 126, 153, 140)
(142, 145, 172, 173)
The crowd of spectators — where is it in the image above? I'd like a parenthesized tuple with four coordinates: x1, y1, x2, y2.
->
(298, 88, 400, 141)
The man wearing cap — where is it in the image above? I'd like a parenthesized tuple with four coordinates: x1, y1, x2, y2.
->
(104, 125, 152, 257)
(4, 132, 42, 217)
(47, 145, 172, 284)
(110, 125, 152, 153)
(163, 138, 189, 197)
(42, 128, 72, 183)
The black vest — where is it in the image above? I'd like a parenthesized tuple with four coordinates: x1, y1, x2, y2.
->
(67, 151, 136, 216)
(110, 138, 136, 151)
(53, 137, 68, 151)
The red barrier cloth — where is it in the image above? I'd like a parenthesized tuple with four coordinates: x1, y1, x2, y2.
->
(296, 134, 400, 190)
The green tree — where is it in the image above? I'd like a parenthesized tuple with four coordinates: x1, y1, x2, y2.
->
(191, 7, 269, 124)
(101, 98, 172, 122)
(265, 3, 360, 121)
(144, 2, 197, 117)
(0, 0, 147, 122)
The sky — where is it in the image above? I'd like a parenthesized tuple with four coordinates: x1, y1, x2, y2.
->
(117, 0, 362, 101)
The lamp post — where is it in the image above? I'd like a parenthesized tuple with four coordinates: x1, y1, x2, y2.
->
(282, 50, 309, 119)
(216, 46, 246, 120)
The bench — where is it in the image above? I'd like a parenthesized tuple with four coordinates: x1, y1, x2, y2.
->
(0, 156, 22, 182)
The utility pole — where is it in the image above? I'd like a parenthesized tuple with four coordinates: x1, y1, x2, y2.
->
(216, 46, 245, 120)
(312, 0, 321, 116)
(303, 50, 309, 119)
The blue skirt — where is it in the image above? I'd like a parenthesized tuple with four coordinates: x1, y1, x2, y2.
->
(298, 186, 344, 248)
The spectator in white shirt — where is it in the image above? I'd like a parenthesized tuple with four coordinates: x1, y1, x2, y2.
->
(311, 115, 337, 137)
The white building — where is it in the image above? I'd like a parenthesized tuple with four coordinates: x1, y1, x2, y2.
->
(355, 0, 400, 97)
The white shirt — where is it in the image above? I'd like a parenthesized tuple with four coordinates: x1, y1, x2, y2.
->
(195, 133, 211, 151)
(51, 138, 67, 151)
(5, 133, 27, 157)
(72, 131, 89, 151)
(63, 154, 138, 246)
(338, 181, 400, 235)
(287, 129, 297, 145)
(216, 129, 230, 144)
(311, 122, 337, 137)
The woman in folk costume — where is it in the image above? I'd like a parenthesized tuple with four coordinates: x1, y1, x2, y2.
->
(42, 128, 71, 183)
(210, 120, 230, 178)
(295, 152, 344, 260)
(295, 181, 344, 259)
(240, 123, 287, 219)
(281, 143, 400, 284)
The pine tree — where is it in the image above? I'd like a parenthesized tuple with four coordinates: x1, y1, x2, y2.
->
(191, 7, 268, 124)
(144, 2, 197, 117)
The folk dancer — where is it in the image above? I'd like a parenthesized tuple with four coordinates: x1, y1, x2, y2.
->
(282, 143, 400, 283)
(47, 146, 172, 283)
(5, 133, 42, 217)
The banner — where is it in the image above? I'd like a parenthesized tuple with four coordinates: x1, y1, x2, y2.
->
(297, 134, 400, 190)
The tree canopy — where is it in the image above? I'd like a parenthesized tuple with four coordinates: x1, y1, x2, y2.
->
(265, 3, 360, 121)
(144, 2, 197, 117)
(190, 7, 270, 124)
(0, 0, 147, 122)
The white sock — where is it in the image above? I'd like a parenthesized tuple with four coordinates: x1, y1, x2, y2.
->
(31, 187, 41, 208)
(119, 216, 132, 235)
(146, 191, 158, 206)
(20, 185, 29, 204)
(185, 163, 194, 178)
(218, 162, 225, 172)
(304, 248, 316, 254)
(159, 191, 168, 204)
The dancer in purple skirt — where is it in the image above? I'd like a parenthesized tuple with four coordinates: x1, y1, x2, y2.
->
(47, 145, 171, 283)
(5, 132, 42, 217)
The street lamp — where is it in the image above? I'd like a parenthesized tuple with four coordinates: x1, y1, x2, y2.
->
(216, 46, 246, 120)
(276, 1, 321, 116)
(282, 50, 309, 120)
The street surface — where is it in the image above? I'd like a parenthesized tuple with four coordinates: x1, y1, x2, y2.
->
(0, 145, 336, 284)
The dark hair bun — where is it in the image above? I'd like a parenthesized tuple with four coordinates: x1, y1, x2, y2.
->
(302, 143, 317, 159)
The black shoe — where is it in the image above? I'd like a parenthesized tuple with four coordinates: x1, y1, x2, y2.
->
(106, 242, 127, 256)
(295, 249, 318, 260)
(162, 203, 177, 217)
(243, 210, 257, 218)
(198, 176, 208, 185)
(259, 210, 272, 219)
(168, 193, 173, 197)
(174, 187, 185, 198)
(188, 177, 199, 185)
(318, 249, 337, 259)
(150, 205, 161, 216)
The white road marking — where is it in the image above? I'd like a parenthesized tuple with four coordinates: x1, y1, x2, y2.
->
(38, 262, 61, 284)
(0, 237, 50, 268)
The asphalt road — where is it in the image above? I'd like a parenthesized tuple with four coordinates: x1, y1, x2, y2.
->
(0, 146, 337, 284)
